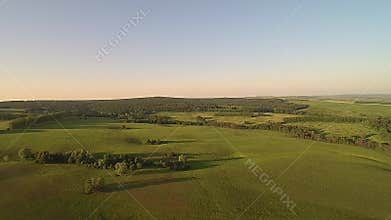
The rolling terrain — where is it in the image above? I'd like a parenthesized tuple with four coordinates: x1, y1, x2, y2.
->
(0, 97, 391, 219)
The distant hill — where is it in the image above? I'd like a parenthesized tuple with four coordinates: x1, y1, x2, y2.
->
(0, 97, 308, 115)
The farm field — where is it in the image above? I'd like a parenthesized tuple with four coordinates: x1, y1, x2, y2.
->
(1, 117, 391, 219)
(286, 121, 391, 141)
(157, 111, 296, 124)
(292, 100, 391, 118)
(0, 108, 26, 112)
(0, 121, 9, 130)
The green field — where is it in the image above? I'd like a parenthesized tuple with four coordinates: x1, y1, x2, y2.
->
(1, 117, 391, 219)
(293, 100, 391, 118)
(0, 108, 26, 112)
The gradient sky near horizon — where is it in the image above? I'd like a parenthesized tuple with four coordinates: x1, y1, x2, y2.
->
(0, 0, 390, 100)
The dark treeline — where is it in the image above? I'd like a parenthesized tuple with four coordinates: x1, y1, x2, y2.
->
(0, 100, 94, 114)
(90, 97, 308, 114)
(127, 114, 176, 124)
(0, 97, 308, 115)
(283, 115, 368, 123)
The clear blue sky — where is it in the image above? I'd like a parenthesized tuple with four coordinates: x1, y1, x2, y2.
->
(1, 0, 390, 100)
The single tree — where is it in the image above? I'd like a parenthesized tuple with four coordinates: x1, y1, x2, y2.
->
(18, 147, 33, 160)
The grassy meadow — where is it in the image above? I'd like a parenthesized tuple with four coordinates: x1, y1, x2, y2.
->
(286, 121, 391, 143)
(1, 98, 391, 219)
(1, 116, 391, 219)
(292, 99, 391, 118)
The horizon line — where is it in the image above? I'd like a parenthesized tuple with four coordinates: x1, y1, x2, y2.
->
(1, 93, 391, 102)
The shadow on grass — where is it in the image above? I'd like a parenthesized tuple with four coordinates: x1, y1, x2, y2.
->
(107, 126, 144, 130)
(126, 137, 143, 144)
(103, 177, 197, 192)
(188, 160, 219, 171)
(134, 168, 172, 175)
(159, 139, 197, 144)
(193, 156, 245, 164)
(91, 152, 208, 159)
(188, 156, 244, 171)
(134, 159, 225, 175)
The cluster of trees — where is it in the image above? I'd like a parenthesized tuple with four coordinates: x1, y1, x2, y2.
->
(283, 115, 367, 123)
(127, 115, 176, 124)
(157, 153, 189, 171)
(146, 139, 163, 145)
(369, 117, 391, 133)
(2, 155, 9, 162)
(255, 123, 382, 149)
(34, 149, 96, 164)
(18, 148, 95, 164)
(18, 148, 35, 160)
(96, 154, 145, 172)
(84, 177, 104, 194)
(18, 147, 191, 172)
(22, 149, 147, 175)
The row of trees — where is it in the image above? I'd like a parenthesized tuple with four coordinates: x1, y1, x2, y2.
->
(283, 115, 367, 123)
(146, 139, 163, 145)
(254, 122, 383, 149)
(18, 148, 190, 173)
(158, 153, 189, 171)
(127, 115, 176, 124)
(0, 97, 308, 117)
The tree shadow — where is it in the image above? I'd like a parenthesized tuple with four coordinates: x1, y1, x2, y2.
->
(193, 156, 245, 164)
(160, 139, 197, 144)
(126, 137, 142, 144)
(187, 160, 219, 171)
(134, 168, 172, 175)
(91, 152, 207, 159)
(187, 156, 244, 171)
(133, 159, 222, 174)
(103, 176, 197, 192)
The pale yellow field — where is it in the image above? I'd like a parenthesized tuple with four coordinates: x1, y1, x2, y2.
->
(157, 112, 297, 124)
(0, 121, 9, 130)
